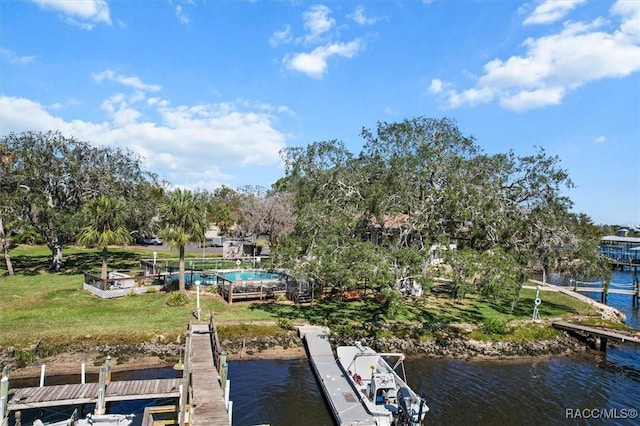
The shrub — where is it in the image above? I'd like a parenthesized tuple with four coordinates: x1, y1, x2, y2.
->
(482, 317, 508, 335)
(380, 287, 407, 320)
(276, 318, 295, 330)
(166, 292, 189, 307)
(12, 228, 43, 245)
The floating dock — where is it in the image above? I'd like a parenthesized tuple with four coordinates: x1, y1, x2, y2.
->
(301, 327, 377, 426)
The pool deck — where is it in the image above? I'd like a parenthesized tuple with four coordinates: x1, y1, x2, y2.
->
(213, 270, 289, 303)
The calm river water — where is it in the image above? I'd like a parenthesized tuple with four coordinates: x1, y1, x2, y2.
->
(10, 271, 640, 426)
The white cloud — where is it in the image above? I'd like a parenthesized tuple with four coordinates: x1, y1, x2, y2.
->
(499, 87, 565, 111)
(302, 4, 335, 45)
(176, 5, 190, 25)
(523, 0, 586, 25)
(0, 48, 37, 65)
(279, 4, 370, 78)
(428, 79, 444, 94)
(93, 69, 162, 92)
(270, 25, 292, 47)
(285, 39, 364, 78)
(594, 135, 607, 144)
(431, 2, 640, 111)
(613, 0, 640, 41)
(0, 91, 288, 188)
(31, 0, 111, 29)
(349, 6, 379, 26)
(0, 96, 110, 137)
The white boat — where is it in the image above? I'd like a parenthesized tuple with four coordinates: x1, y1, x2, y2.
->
(336, 341, 428, 426)
(33, 410, 135, 426)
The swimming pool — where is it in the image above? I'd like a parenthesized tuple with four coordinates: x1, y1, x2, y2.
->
(220, 270, 285, 281)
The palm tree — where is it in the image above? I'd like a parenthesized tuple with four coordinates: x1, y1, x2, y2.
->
(158, 189, 207, 293)
(77, 196, 131, 289)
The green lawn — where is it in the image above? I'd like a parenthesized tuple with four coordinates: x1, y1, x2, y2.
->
(0, 245, 602, 354)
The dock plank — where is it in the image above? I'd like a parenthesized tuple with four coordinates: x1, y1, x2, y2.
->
(7, 380, 180, 411)
(190, 323, 231, 426)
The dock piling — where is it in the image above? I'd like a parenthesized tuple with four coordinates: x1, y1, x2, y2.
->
(1, 372, 8, 423)
(96, 367, 106, 415)
(105, 355, 112, 384)
(39, 364, 45, 387)
(220, 362, 228, 399)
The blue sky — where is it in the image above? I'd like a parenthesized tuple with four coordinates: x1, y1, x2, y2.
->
(1, 0, 639, 225)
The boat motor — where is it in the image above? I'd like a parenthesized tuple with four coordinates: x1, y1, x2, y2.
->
(397, 387, 425, 426)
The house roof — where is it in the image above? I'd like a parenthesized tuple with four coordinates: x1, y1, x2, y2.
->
(601, 235, 640, 243)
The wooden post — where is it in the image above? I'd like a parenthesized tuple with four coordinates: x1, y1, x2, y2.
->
(224, 379, 230, 408)
(592, 336, 608, 352)
(81, 363, 86, 384)
(228, 282, 233, 305)
(96, 367, 106, 415)
(1, 368, 9, 424)
(220, 362, 228, 399)
(105, 355, 112, 384)
(218, 351, 227, 376)
(39, 364, 45, 387)
(180, 331, 192, 426)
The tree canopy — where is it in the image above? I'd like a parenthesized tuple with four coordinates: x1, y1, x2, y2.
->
(2, 119, 610, 305)
(1, 131, 159, 270)
(158, 188, 207, 293)
(275, 116, 604, 304)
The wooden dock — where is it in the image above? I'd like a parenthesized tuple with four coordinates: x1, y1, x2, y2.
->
(2, 316, 232, 426)
(570, 280, 639, 306)
(189, 322, 231, 425)
(7, 378, 181, 410)
(301, 327, 377, 426)
(552, 321, 640, 351)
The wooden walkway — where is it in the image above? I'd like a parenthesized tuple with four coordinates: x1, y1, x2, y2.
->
(7, 378, 181, 410)
(573, 287, 636, 295)
(3, 319, 231, 425)
(189, 322, 230, 426)
(552, 321, 640, 351)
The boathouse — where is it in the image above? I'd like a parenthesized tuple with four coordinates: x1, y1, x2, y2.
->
(598, 235, 640, 265)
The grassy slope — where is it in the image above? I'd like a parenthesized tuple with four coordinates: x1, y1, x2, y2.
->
(1, 245, 601, 351)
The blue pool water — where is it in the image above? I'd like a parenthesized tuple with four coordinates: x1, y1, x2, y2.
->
(220, 270, 284, 281)
(168, 270, 285, 285)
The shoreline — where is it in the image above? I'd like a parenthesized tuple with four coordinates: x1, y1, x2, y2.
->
(4, 333, 589, 380)
(6, 346, 308, 380)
